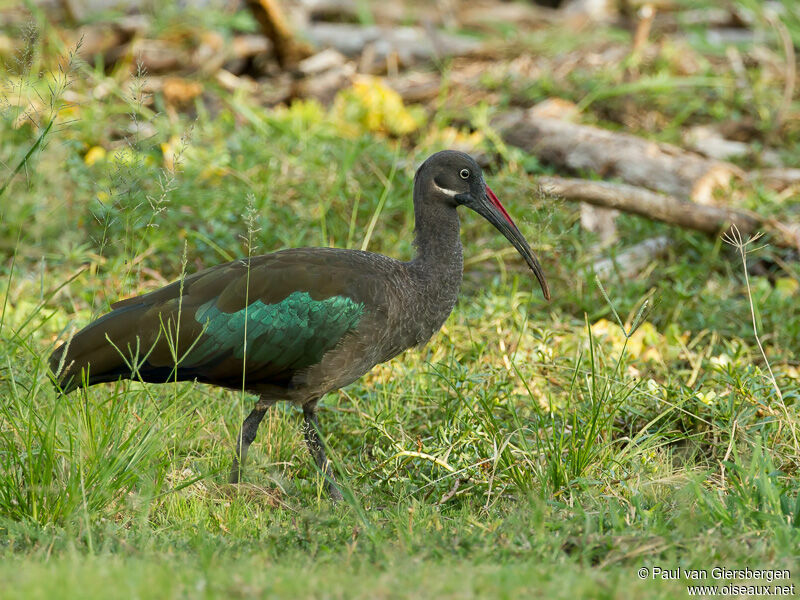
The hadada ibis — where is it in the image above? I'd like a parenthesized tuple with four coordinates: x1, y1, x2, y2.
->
(49, 150, 550, 501)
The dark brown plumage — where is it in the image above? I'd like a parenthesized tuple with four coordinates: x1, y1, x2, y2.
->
(49, 150, 549, 500)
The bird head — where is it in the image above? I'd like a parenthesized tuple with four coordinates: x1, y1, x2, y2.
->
(418, 150, 550, 301)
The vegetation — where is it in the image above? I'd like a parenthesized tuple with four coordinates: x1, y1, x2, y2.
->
(0, 1, 798, 597)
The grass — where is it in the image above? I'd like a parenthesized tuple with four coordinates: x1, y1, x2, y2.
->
(1, 2, 799, 597)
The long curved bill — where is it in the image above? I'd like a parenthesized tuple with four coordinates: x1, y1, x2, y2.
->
(476, 184, 551, 301)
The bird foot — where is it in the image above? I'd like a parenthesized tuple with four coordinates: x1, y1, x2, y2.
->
(325, 475, 344, 503)
(229, 461, 242, 484)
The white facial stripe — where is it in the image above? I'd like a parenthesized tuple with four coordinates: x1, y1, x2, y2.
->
(433, 181, 459, 198)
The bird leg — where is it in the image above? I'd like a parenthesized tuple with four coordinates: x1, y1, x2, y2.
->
(302, 405, 344, 502)
(229, 404, 271, 484)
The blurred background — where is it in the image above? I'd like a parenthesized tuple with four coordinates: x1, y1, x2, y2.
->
(1, 0, 798, 263)
(1, 2, 800, 597)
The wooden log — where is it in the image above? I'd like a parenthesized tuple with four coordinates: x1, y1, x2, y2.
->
(496, 110, 741, 204)
(246, 0, 312, 68)
(293, 50, 355, 104)
(75, 16, 149, 66)
(581, 203, 619, 245)
(461, 2, 554, 30)
(684, 125, 781, 166)
(304, 23, 480, 67)
(751, 168, 800, 190)
(538, 176, 800, 249)
(303, 0, 359, 23)
(231, 34, 272, 60)
(386, 71, 441, 104)
(129, 39, 185, 74)
(593, 236, 672, 278)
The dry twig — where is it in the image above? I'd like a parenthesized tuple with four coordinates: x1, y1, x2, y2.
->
(496, 110, 741, 204)
(539, 176, 800, 250)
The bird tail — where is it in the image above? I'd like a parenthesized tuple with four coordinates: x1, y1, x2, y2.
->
(49, 304, 148, 394)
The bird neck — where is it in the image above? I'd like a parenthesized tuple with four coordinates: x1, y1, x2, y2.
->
(408, 198, 463, 287)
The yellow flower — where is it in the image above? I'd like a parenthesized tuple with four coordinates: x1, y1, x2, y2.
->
(160, 135, 182, 172)
(419, 126, 485, 153)
(710, 354, 731, 369)
(695, 390, 717, 406)
(84, 146, 106, 166)
(590, 319, 662, 363)
(645, 378, 665, 398)
(110, 147, 136, 166)
(332, 75, 425, 136)
(780, 365, 800, 380)
(535, 344, 553, 362)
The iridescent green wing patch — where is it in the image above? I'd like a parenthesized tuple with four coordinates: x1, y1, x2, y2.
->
(184, 291, 364, 368)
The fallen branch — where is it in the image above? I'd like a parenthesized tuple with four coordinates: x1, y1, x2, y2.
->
(305, 23, 480, 68)
(246, 0, 312, 68)
(580, 204, 619, 245)
(751, 168, 800, 190)
(684, 125, 781, 165)
(593, 236, 672, 278)
(496, 110, 741, 204)
(294, 50, 355, 103)
(539, 176, 800, 249)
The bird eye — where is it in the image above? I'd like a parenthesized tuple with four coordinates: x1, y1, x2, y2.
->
(459, 168, 470, 179)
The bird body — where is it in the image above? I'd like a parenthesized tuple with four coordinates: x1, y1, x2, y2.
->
(51, 246, 458, 404)
(50, 151, 549, 500)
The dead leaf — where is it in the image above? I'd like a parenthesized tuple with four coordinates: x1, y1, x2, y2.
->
(162, 77, 203, 108)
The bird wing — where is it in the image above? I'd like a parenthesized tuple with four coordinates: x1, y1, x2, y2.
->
(57, 248, 393, 390)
